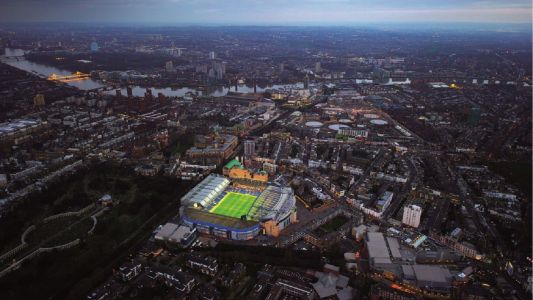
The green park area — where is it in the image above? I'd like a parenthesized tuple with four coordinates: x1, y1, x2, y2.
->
(0, 162, 192, 300)
(313, 215, 349, 237)
(488, 161, 532, 197)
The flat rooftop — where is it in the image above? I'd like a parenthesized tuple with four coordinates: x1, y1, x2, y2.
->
(366, 232, 391, 263)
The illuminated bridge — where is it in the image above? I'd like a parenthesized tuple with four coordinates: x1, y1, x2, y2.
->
(48, 71, 90, 82)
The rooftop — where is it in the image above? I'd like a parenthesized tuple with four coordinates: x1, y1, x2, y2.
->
(168, 225, 196, 243)
(224, 159, 243, 170)
(155, 222, 179, 241)
(412, 264, 452, 283)
(366, 232, 391, 263)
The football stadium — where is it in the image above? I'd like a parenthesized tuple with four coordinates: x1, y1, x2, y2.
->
(180, 167, 297, 240)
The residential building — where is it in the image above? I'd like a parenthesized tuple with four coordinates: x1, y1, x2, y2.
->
(402, 205, 422, 228)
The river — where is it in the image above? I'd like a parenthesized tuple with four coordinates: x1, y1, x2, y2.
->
(1, 48, 303, 97)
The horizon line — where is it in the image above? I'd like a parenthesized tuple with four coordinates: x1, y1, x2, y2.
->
(1, 21, 531, 28)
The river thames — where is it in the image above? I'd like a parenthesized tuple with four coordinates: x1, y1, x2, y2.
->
(1, 48, 303, 97)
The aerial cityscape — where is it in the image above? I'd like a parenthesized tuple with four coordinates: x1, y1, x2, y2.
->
(0, 1, 531, 299)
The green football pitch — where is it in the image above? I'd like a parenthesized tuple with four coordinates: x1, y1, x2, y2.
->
(209, 192, 257, 219)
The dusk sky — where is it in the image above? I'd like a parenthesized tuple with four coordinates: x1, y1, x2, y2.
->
(0, 0, 532, 24)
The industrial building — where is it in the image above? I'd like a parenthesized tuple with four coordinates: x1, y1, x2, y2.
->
(401, 265, 453, 293)
(154, 222, 198, 248)
(365, 232, 405, 273)
(364, 232, 456, 295)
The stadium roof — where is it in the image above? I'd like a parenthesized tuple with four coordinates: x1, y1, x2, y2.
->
(181, 174, 229, 207)
(184, 208, 258, 230)
(248, 186, 295, 221)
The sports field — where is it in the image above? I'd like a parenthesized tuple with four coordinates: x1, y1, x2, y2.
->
(209, 192, 257, 219)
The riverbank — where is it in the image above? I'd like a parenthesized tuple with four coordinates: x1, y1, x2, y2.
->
(2, 48, 304, 98)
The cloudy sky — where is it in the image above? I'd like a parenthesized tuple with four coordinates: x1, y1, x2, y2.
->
(0, 0, 531, 24)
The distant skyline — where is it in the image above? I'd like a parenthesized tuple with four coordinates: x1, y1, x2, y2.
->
(0, 0, 531, 25)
